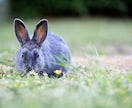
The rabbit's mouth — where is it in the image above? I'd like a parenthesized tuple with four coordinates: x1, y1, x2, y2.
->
(26, 67, 32, 72)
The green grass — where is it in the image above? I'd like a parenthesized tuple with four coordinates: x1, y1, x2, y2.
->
(0, 18, 132, 108)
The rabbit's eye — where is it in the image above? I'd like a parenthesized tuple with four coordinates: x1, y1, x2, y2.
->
(21, 53, 25, 58)
(22, 54, 24, 58)
(34, 53, 39, 58)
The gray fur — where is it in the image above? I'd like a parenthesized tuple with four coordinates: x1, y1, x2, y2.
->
(14, 18, 71, 77)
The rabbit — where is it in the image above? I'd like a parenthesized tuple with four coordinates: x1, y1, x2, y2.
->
(14, 18, 71, 78)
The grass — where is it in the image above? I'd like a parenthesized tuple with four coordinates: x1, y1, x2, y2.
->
(0, 18, 132, 108)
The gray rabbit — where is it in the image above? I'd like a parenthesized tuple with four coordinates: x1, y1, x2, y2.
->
(14, 18, 71, 78)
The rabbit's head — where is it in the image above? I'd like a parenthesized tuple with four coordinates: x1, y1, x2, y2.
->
(14, 18, 48, 73)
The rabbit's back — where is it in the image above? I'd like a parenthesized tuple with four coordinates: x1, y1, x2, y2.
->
(43, 32, 70, 54)
(41, 32, 71, 74)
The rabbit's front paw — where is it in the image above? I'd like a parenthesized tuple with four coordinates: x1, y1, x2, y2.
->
(38, 71, 44, 76)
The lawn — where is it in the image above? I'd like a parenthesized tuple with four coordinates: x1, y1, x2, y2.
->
(0, 18, 132, 108)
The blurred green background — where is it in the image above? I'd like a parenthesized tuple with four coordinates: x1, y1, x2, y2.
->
(10, 0, 132, 18)
(0, 1, 132, 108)
(0, 0, 132, 55)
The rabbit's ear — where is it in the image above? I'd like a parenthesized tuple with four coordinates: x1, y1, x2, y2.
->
(14, 18, 30, 46)
(32, 19, 48, 46)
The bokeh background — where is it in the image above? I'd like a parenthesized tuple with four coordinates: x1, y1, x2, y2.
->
(1, 0, 132, 18)
(0, 0, 132, 56)
(10, 0, 132, 18)
(0, 1, 132, 108)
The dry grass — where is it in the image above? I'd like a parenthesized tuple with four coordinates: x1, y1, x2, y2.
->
(72, 55, 132, 70)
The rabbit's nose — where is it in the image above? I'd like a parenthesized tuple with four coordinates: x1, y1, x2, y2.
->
(27, 67, 32, 71)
